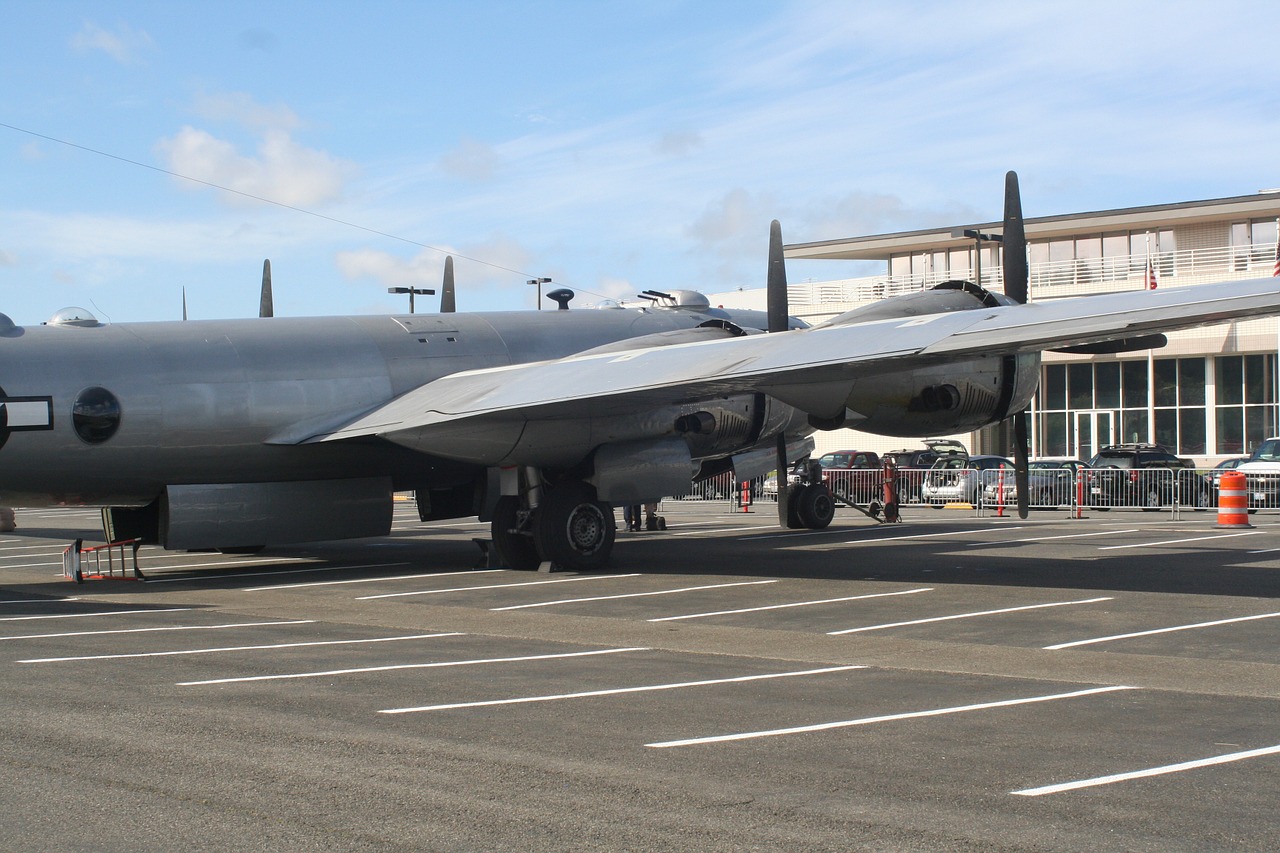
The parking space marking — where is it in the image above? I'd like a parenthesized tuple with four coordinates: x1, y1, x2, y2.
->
(0, 620, 314, 642)
(19, 632, 464, 663)
(1097, 531, 1264, 550)
(0, 597, 80, 605)
(644, 685, 1136, 748)
(1042, 611, 1280, 650)
(241, 568, 501, 592)
(357, 573, 641, 600)
(489, 579, 779, 611)
(1012, 743, 1280, 796)
(798, 527, 1026, 550)
(141, 558, 319, 580)
(0, 607, 193, 622)
(379, 665, 866, 714)
(647, 587, 933, 623)
(827, 597, 1114, 635)
(180, 646, 647, 686)
(673, 524, 777, 536)
(145, 561, 407, 584)
(966, 529, 1139, 546)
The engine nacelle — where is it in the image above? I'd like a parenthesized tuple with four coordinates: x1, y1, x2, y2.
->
(787, 281, 1040, 437)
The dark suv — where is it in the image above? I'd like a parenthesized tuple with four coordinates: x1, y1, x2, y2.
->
(1086, 444, 1209, 508)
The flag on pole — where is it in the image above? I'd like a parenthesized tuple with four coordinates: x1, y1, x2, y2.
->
(1273, 228, 1280, 277)
(1146, 258, 1158, 290)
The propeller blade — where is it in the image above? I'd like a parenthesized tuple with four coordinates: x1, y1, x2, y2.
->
(766, 221, 791, 525)
(776, 434, 790, 528)
(440, 255, 456, 313)
(1002, 173, 1031, 515)
(1002, 171, 1028, 306)
(259, 259, 274, 318)
(1013, 409, 1030, 519)
(767, 220, 789, 333)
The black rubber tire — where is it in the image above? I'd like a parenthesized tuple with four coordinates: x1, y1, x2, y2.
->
(533, 482, 615, 571)
(795, 484, 835, 529)
(491, 496, 540, 571)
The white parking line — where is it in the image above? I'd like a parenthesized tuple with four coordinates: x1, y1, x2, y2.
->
(242, 568, 502, 592)
(827, 597, 1114, 635)
(181, 646, 647, 686)
(0, 597, 80, 605)
(357, 573, 641, 600)
(1042, 611, 1280, 650)
(966, 529, 1139, 546)
(800, 527, 1026, 549)
(645, 685, 1136, 748)
(489, 580, 779, 611)
(671, 524, 777, 537)
(0, 620, 314, 642)
(380, 665, 867, 714)
(0, 607, 193, 622)
(1097, 531, 1264, 550)
(141, 558, 317, 580)
(19, 632, 464, 663)
(145, 561, 406, 583)
(647, 587, 933, 623)
(1012, 743, 1280, 796)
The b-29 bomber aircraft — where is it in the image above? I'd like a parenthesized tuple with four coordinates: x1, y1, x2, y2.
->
(2, 173, 1279, 571)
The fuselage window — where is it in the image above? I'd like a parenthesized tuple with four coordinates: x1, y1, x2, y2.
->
(72, 387, 121, 444)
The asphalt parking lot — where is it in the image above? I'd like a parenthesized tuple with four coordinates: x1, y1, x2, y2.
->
(3, 500, 1279, 851)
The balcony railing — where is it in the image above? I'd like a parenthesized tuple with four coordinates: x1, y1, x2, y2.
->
(789, 242, 1280, 320)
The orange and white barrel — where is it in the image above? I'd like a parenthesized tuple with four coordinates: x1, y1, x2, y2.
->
(1216, 470, 1253, 528)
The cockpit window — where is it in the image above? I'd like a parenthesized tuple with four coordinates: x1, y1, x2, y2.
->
(72, 387, 121, 444)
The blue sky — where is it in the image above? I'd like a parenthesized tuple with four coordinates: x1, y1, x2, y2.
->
(1, 1, 1278, 324)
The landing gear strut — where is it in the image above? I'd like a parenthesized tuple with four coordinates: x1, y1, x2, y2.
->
(489, 475, 616, 571)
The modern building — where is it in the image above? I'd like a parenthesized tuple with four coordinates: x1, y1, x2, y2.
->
(711, 189, 1280, 464)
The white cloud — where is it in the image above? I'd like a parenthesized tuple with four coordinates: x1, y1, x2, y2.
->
(334, 248, 443, 288)
(0, 248, 16, 267)
(155, 126, 357, 208)
(191, 92, 301, 133)
(439, 137, 501, 182)
(70, 20, 153, 64)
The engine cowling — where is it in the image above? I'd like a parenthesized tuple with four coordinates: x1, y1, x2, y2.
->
(790, 281, 1040, 437)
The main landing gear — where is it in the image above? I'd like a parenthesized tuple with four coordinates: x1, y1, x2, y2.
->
(491, 476, 615, 572)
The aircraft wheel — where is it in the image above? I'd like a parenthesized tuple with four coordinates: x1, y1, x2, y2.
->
(795, 484, 835, 529)
(534, 481, 615, 571)
(491, 496, 540, 571)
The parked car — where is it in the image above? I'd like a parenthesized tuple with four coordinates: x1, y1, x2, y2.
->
(1203, 456, 1248, 501)
(982, 458, 1090, 508)
(921, 455, 1014, 506)
(1235, 437, 1280, 507)
(818, 450, 882, 503)
(1086, 444, 1209, 508)
(883, 439, 968, 503)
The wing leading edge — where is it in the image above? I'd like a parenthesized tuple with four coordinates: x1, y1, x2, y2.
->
(303, 276, 1280, 448)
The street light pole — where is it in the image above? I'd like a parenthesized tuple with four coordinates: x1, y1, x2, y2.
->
(387, 286, 435, 313)
(528, 277, 551, 310)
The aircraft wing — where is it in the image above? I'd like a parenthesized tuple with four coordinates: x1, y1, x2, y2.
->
(306, 276, 1280, 443)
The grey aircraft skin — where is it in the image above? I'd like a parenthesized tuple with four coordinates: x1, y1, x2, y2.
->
(4, 175, 1280, 571)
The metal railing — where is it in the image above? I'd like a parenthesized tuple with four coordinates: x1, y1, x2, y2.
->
(681, 464, 1278, 518)
(787, 241, 1280, 321)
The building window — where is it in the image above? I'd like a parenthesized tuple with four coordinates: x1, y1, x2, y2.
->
(1214, 355, 1276, 454)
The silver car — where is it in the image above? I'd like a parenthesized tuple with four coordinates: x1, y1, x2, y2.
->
(922, 455, 1014, 506)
